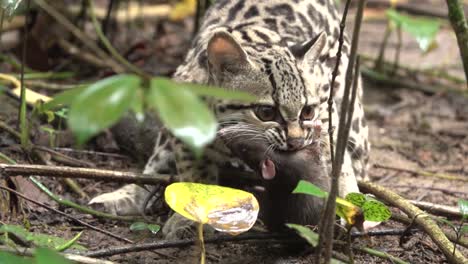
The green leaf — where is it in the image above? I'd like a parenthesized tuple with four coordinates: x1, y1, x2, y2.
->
(285, 223, 319, 247)
(149, 78, 217, 155)
(54, 108, 68, 119)
(345, 192, 367, 207)
(43, 86, 86, 111)
(35, 248, 71, 264)
(0, 224, 86, 251)
(292, 180, 327, 198)
(147, 224, 161, 234)
(129, 222, 161, 234)
(68, 74, 140, 145)
(0, 251, 32, 264)
(458, 199, 468, 217)
(130, 89, 145, 122)
(361, 200, 392, 222)
(386, 9, 440, 52)
(130, 222, 148, 232)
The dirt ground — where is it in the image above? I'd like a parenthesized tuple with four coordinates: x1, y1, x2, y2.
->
(0, 1, 467, 263)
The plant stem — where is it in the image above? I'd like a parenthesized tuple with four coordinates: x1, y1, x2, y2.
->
(198, 223, 206, 264)
(354, 246, 409, 264)
(317, 1, 366, 262)
(0, 152, 16, 164)
(18, 0, 31, 149)
(88, 0, 150, 79)
(445, 0, 468, 86)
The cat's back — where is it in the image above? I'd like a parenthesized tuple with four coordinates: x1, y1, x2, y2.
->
(199, 0, 341, 44)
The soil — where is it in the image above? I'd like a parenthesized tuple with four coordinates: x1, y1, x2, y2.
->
(0, 1, 467, 263)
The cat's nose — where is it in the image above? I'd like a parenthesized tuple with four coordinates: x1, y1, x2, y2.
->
(286, 137, 304, 150)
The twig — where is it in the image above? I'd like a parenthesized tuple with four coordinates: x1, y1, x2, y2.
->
(445, 0, 468, 86)
(366, 0, 447, 19)
(0, 119, 21, 140)
(354, 246, 408, 264)
(57, 39, 114, 70)
(409, 200, 464, 219)
(391, 212, 468, 249)
(23, 80, 88, 91)
(88, 0, 149, 79)
(33, 0, 124, 73)
(0, 185, 133, 244)
(374, 163, 468, 182)
(317, 0, 365, 261)
(389, 184, 468, 197)
(85, 233, 289, 258)
(51, 147, 129, 159)
(361, 54, 466, 85)
(361, 67, 468, 97)
(359, 181, 467, 264)
(0, 164, 169, 185)
(0, 246, 117, 264)
(33, 146, 96, 168)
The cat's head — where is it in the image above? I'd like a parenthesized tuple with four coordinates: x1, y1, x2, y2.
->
(208, 30, 329, 152)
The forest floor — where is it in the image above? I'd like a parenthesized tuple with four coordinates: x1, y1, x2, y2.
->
(0, 1, 467, 263)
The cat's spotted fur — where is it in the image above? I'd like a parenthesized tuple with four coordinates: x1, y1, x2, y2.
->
(90, 0, 370, 236)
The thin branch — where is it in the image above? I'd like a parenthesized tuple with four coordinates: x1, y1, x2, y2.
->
(445, 0, 468, 86)
(0, 185, 133, 244)
(359, 181, 467, 264)
(33, 0, 124, 73)
(327, 0, 352, 166)
(88, 0, 150, 79)
(317, 0, 366, 261)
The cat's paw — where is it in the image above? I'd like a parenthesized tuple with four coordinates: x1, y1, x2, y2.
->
(88, 184, 148, 215)
(162, 213, 215, 240)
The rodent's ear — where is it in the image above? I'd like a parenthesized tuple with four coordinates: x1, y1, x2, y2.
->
(289, 32, 327, 66)
(207, 31, 250, 75)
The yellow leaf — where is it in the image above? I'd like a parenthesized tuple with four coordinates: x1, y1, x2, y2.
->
(169, 0, 196, 21)
(164, 183, 259, 235)
(336, 197, 364, 227)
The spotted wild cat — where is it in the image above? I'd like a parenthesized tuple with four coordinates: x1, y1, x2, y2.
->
(90, 0, 370, 237)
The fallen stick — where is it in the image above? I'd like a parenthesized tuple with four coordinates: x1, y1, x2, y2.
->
(0, 164, 170, 185)
(359, 181, 467, 264)
(374, 163, 468, 182)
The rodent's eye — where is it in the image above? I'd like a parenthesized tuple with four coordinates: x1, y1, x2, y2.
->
(301, 105, 315, 120)
(254, 105, 277, 122)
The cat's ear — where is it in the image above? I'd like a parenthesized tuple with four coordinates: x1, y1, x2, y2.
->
(207, 31, 249, 74)
(290, 32, 327, 65)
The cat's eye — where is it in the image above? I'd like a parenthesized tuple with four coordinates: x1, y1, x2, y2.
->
(254, 105, 276, 121)
(301, 105, 315, 120)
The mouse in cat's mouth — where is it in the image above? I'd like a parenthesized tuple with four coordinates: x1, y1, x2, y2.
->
(225, 138, 330, 231)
